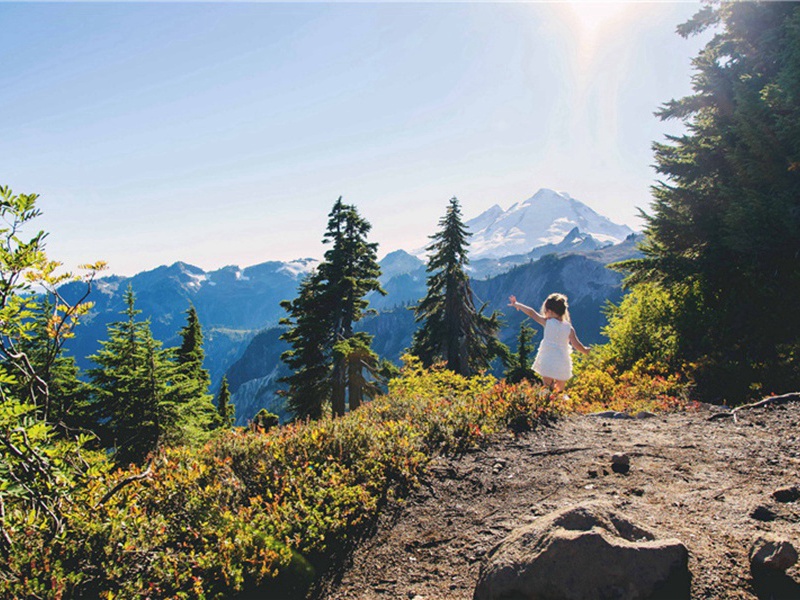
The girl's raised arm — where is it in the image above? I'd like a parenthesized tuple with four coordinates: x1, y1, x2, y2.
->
(569, 327, 590, 355)
(508, 295, 546, 326)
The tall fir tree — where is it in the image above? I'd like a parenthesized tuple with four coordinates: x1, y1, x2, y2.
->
(619, 2, 800, 400)
(215, 375, 235, 428)
(87, 286, 172, 464)
(171, 305, 218, 439)
(279, 271, 332, 419)
(318, 198, 385, 416)
(280, 197, 385, 419)
(411, 197, 508, 376)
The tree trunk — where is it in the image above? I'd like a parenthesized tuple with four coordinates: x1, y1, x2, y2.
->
(331, 356, 347, 417)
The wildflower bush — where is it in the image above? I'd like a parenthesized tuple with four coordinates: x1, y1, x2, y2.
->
(1, 355, 559, 599)
(566, 353, 694, 415)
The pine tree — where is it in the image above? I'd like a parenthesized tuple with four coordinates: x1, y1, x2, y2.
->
(280, 197, 385, 419)
(319, 198, 385, 415)
(170, 305, 218, 441)
(619, 2, 800, 400)
(215, 375, 235, 428)
(412, 197, 508, 376)
(87, 286, 172, 464)
(280, 271, 332, 419)
(503, 324, 539, 384)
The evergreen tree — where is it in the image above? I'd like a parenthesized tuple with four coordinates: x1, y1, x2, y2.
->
(280, 271, 332, 419)
(87, 286, 173, 464)
(620, 2, 800, 400)
(280, 197, 385, 419)
(503, 324, 540, 384)
(215, 376, 235, 428)
(411, 197, 508, 375)
(170, 305, 218, 440)
(318, 198, 385, 415)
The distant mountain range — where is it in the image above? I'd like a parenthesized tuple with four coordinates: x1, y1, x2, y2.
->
(58, 259, 319, 386)
(58, 188, 642, 425)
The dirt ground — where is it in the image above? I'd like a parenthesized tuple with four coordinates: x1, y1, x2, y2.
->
(313, 401, 800, 599)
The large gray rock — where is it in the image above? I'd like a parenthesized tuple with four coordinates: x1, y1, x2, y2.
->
(474, 502, 690, 600)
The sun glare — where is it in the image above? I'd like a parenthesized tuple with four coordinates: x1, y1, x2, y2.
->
(555, 1, 646, 62)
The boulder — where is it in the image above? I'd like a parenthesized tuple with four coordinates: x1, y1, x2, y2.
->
(474, 502, 689, 600)
(750, 535, 798, 573)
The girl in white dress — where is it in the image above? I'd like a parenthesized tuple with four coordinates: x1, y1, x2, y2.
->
(508, 293, 590, 392)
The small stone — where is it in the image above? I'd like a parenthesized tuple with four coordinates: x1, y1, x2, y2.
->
(613, 411, 633, 419)
(750, 535, 798, 573)
(750, 505, 777, 522)
(611, 453, 630, 474)
(772, 485, 800, 503)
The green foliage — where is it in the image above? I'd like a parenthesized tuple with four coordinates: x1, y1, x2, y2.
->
(216, 375, 235, 428)
(3, 355, 565, 598)
(412, 197, 509, 375)
(280, 197, 385, 419)
(87, 287, 170, 464)
(280, 273, 330, 420)
(620, 2, 800, 401)
(8, 300, 92, 435)
(503, 323, 540, 384)
(0, 185, 103, 421)
(568, 353, 693, 416)
(597, 283, 688, 374)
(251, 408, 279, 431)
(0, 185, 107, 579)
(87, 289, 217, 464)
(333, 332, 384, 412)
(172, 305, 219, 441)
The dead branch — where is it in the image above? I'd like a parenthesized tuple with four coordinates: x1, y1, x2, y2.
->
(707, 392, 800, 421)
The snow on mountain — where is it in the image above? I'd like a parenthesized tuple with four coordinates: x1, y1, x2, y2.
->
(277, 257, 320, 278)
(465, 188, 635, 259)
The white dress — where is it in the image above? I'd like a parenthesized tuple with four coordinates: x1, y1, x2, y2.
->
(532, 318, 573, 381)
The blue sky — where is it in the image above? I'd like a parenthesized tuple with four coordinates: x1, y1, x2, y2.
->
(2, 2, 707, 276)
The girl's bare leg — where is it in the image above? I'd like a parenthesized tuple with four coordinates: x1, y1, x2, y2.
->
(553, 380, 566, 393)
(542, 377, 555, 390)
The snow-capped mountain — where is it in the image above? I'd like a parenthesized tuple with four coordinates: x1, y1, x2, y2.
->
(465, 188, 635, 259)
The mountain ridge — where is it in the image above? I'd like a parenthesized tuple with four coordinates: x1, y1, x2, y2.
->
(465, 188, 635, 259)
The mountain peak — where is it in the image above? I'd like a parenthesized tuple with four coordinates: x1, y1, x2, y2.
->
(466, 189, 634, 259)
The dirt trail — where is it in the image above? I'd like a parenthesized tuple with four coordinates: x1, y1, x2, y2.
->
(314, 402, 800, 599)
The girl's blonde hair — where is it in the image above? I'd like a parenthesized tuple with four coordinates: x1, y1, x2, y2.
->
(542, 293, 570, 322)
